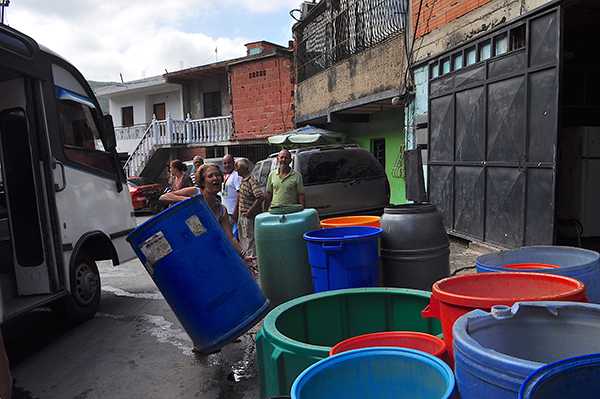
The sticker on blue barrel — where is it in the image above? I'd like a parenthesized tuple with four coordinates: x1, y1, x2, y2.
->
(185, 215, 207, 237)
(139, 231, 172, 264)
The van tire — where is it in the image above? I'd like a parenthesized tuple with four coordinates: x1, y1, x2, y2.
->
(51, 250, 101, 324)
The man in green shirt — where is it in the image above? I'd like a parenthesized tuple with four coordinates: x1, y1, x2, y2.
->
(265, 149, 305, 210)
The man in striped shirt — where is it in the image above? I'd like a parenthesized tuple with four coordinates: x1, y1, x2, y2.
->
(190, 155, 204, 185)
(233, 158, 264, 258)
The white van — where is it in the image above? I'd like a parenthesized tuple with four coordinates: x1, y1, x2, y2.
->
(0, 25, 137, 323)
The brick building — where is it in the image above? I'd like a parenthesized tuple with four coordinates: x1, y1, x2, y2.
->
(228, 42, 295, 141)
(160, 41, 290, 163)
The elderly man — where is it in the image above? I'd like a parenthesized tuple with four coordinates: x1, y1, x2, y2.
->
(221, 154, 242, 238)
(265, 149, 305, 210)
(190, 155, 204, 185)
(233, 158, 264, 257)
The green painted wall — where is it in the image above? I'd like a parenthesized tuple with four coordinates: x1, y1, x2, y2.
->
(329, 108, 406, 204)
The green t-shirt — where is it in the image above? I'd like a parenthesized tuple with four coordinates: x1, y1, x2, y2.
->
(266, 168, 304, 207)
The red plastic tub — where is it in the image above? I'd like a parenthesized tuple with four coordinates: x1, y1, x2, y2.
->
(421, 272, 588, 363)
(329, 331, 447, 360)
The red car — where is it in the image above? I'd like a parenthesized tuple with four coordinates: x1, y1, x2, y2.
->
(127, 177, 166, 214)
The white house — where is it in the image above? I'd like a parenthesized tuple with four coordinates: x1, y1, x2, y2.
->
(95, 75, 183, 155)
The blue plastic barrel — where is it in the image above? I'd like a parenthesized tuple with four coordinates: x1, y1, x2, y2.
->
(126, 195, 269, 354)
(520, 353, 600, 398)
(303, 226, 382, 292)
(291, 347, 455, 399)
(476, 246, 600, 303)
(453, 301, 600, 399)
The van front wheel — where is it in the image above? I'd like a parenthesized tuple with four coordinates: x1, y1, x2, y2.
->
(51, 250, 101, 324)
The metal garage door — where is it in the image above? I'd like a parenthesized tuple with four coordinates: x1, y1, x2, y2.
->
(427, 8, 560, 248)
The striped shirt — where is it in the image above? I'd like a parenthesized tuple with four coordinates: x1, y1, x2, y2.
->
(238, 174, 263, 218)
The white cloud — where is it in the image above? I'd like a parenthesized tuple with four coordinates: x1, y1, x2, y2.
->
(4, 0, 306, 81)
(221, 0, 305, 14)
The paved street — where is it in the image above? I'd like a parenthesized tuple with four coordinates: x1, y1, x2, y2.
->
(4, 214, 262, 399)
(5, 260, 263, 399)
(3, 212, 488, 399)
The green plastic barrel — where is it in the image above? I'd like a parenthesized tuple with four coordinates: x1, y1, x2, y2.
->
(255, 208, 321, 309)
(255, 287, 442, 398)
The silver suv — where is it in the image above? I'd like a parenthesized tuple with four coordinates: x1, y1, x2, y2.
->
(252, 144, 390, 217)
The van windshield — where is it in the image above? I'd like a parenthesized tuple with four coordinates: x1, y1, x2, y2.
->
(298, 149, 384, 185)
(58, 90, 116, 174)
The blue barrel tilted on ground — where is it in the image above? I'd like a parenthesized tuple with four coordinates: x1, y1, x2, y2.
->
(126, 195, 269, 354)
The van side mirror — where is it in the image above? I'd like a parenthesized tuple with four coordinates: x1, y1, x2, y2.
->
(103, 114, 116, 150)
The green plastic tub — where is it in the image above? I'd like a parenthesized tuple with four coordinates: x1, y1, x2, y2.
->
(255, 287, 442, 398)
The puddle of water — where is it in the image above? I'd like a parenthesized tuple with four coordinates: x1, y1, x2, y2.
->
(138, 313, 194, 355)
(102, 285, 164, 300)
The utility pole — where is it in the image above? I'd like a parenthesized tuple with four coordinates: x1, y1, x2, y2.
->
(1, 0, 9, 25)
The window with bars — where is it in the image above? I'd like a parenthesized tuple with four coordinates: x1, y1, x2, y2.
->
(371, 138, 385, 169)
(429, 24, 526, 79)
(294, 0, 407, 83)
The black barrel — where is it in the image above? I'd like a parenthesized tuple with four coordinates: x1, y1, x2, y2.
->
(380, 203, 450, 291)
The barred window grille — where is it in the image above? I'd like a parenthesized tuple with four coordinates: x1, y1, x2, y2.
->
(295, 0, 407, 83)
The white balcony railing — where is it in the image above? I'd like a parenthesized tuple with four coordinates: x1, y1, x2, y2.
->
(124, 113, 232, 177)
(114, 123, 149, 140)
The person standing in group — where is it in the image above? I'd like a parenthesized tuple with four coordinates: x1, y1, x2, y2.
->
(265, 149, 305, 210)
(169, 159, 193, 191)
(233, 158, 264, 258)
(159, 159, 193, 205)
(221, 154, 242, 238)
(190, 155, 204, 185)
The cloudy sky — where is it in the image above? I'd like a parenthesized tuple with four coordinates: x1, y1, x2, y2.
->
(3, 0, 304, 82)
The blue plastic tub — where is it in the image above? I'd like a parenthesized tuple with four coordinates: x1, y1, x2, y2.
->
(291, 347, 455, 399)
(303, 226, 382, 292)
(126, 195, 269, 354)
(453, 301, 600, 399)
(476, 246, 600, 303)
(520, 353, 600, 398)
